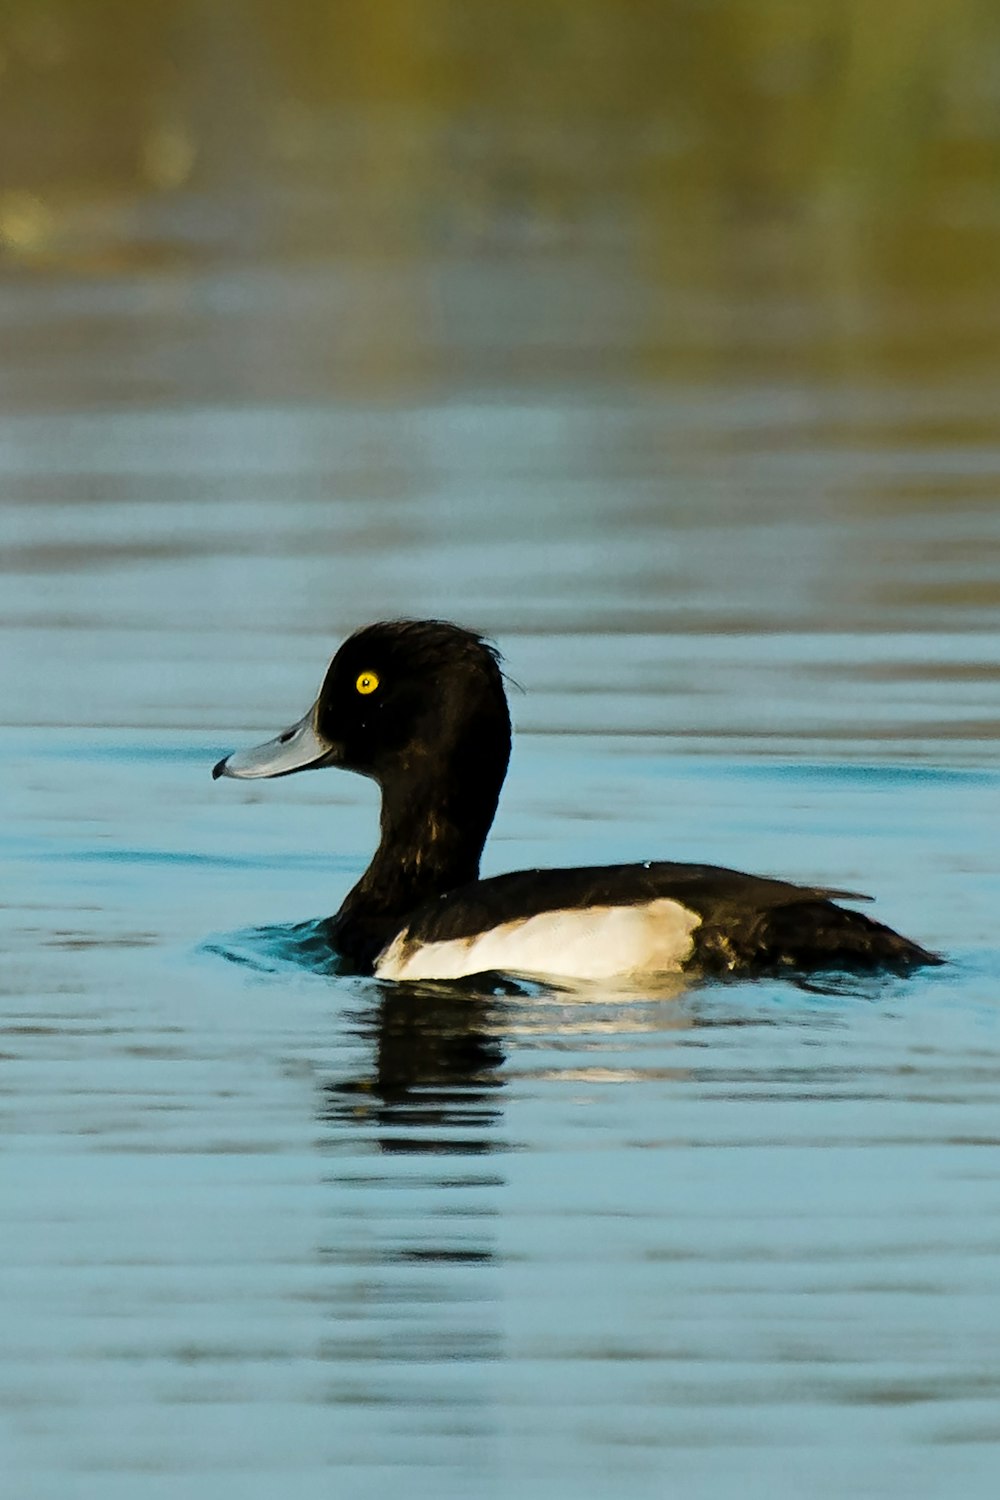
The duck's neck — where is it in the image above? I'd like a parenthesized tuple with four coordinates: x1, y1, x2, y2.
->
(329, 751, 506, 972)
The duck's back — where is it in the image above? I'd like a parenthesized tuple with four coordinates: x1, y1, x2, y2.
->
(375, 862, 941, 983)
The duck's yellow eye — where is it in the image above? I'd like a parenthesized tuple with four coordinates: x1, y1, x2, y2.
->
(355, 671, 379, 695)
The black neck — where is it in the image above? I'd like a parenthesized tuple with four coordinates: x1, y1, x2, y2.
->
(328, 741, 508, 973)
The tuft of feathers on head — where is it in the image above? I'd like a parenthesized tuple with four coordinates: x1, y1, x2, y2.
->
(342, 618, 505, 678)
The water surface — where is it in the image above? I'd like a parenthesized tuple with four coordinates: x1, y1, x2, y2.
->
(3, 7, 1000, 1498)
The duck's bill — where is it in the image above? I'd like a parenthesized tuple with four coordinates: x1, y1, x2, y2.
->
(212, 708, 335, 780)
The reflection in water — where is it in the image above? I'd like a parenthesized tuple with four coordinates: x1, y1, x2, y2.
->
(321, 983, 508, 1157)
(209, 924, 511, 1155)
(315, 988, 509, 1393)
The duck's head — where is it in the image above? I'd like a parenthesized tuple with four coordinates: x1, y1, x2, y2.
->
(213, 619, 511, 795)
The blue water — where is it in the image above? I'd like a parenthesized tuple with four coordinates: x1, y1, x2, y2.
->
(4, 705, 999, 1498)
(3, 81, 1000, 1497)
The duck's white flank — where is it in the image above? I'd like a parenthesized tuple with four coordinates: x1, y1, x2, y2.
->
(375, 898, 702, 983)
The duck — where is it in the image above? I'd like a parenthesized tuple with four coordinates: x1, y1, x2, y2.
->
(212, 619, 941, 983)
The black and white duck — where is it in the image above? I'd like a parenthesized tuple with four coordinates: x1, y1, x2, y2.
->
(213, 620, 940, 983)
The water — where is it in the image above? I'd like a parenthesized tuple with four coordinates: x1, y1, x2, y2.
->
(5, 711, 999, 1500)
(4, 5, 1000, 1497)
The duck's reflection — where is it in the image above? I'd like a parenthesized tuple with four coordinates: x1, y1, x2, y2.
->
(314, 981, 513, 1387)
(312, 975, 697, 1388)
(320, 979, 513, 1156)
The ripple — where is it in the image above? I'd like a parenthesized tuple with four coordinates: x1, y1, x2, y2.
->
(201, 917, 345, 975)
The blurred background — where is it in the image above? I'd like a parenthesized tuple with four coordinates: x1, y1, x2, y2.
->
(2, 0, 999, 749)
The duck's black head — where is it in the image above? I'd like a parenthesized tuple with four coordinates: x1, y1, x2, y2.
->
(215, 621, 512, 956)
(214, 620, 511, 844)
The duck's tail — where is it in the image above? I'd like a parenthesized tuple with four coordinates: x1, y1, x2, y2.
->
(758, 899, 943, 975)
